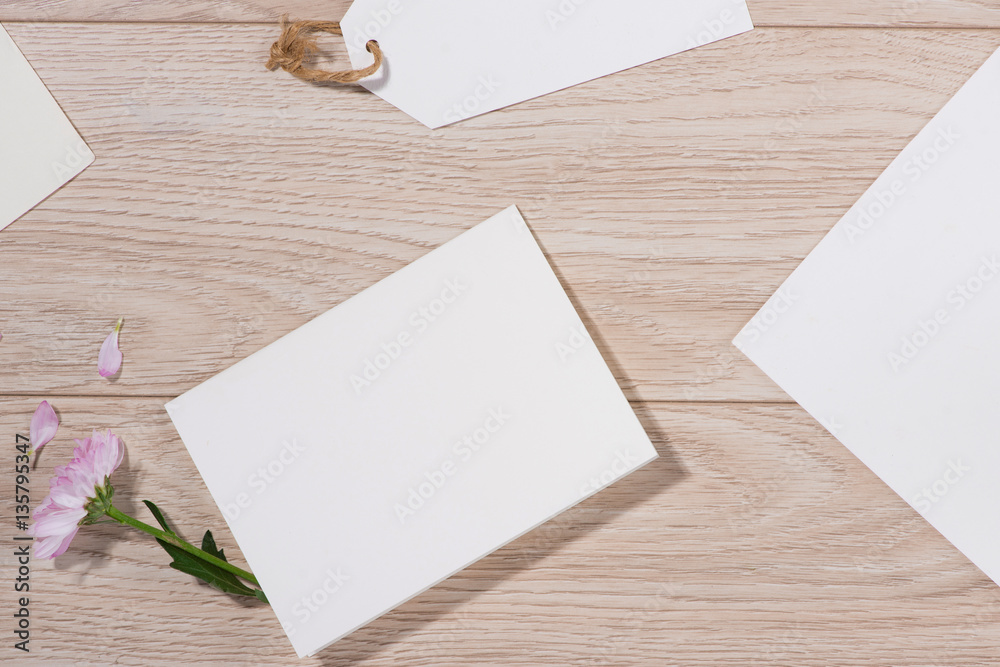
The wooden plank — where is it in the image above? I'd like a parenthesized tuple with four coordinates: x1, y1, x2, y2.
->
(2, 398, 995, 665)
(3, 0, 1000, 28)
(2, 24, 997, 401)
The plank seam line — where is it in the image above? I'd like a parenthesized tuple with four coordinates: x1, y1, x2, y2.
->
(1, 20, 999, 30)
(0, 394, 798, 405)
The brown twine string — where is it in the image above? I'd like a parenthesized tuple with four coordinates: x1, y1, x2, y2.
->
(266, 16, 382, 84)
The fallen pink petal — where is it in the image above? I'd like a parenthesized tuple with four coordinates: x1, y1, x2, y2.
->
(98, 317, 124, 378)
(29, 400, 59, 454)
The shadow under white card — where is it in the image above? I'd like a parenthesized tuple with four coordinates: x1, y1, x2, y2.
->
(166, 206, 658, 657)
(735, 46, 1000, 583)
(341, 0, 753, 128)
(0, 24, 94, 232)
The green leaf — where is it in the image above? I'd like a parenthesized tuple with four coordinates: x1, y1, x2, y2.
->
(166, 559, 258, 598)
(146, 522, 268, 603)
(142, 500, 175, 535)
(201, 529, 224, 561)
(154, 537, 259, 598)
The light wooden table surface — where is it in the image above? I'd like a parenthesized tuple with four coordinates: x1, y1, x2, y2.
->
(3, 1, 1000, 665)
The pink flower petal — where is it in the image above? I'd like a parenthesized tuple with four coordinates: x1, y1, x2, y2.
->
(32, 506, 87, 536)
(34, 526, 80, 560)
(98, 318, 124, 378)
(29, 401, 59, 454)
(29, 428, 125, 559)
(49, 483, 87, 509)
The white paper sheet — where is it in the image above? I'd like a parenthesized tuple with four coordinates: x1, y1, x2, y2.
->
(166, 206, 658, 657)
(0, 24, 94, 232)
(735, 46, 1000, 584)
(340, 0, 753, 128)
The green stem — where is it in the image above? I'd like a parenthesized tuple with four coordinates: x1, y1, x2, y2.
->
(105, 505, 260, 588)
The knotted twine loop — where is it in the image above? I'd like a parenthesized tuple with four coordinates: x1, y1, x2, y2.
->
(266, 16, 382, 84)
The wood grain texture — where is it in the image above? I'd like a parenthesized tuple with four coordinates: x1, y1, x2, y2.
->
(3, 0, 1000, 28)
(2, 24, 999, 401)
(3, 398, 998, 666)
(4, 3, 1000, 665)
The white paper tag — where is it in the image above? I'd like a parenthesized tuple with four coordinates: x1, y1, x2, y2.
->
(0, 24, 94, 232)
(341, 0, 753, 128)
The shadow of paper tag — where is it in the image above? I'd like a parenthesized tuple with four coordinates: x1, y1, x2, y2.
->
(341, 0, 753, 128)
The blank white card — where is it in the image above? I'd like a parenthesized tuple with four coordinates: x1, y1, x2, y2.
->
(0, 24, 93, 231)
(167, 206, 657, 657)
(736, 47, 1000, 585)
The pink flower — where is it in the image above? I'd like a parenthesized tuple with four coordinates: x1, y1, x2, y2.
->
(98, 318, 124, 378)
(29, 401, 59, 454)
(29, 430, 125, 559)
